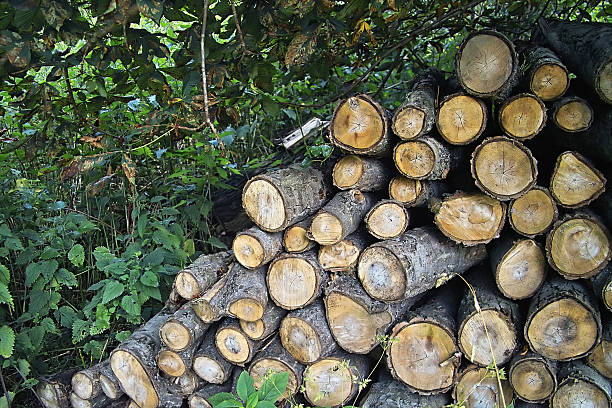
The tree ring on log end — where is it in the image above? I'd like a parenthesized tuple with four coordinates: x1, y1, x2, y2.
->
(509, 357, 556, 402)
(457, 32, 515, 97)
(110, 350, 158, 408)
(240, 319, 265, 340)
(394, 140, 436, 179)
(283, 225, 311, 253)
(157, 350, 186, 377)
(310, 212, 344, 245)
(526, 298, 599, 361)
(495, 239, 547, 300)
(325, 292, 391, 354)
(160, 321, 190, 351)
(458, 309, 518, 366)
(499, 94, 546, 140)
(279, 316, 322, 364)
(71, 373, 94, 400)
(472, 136, 537, 200)
(357, 246, 406, 302)
(453, 365, 514, 408)
(228, 298, 264, 322)
(436, 93, 487, 145)
(233, 235, 264, 269)
(393, 107, 426, 140)
(531, 63, 569, 101)
(249, 359, 299, 399)
(547, 216, 610, 279)
(365, 201, 408, 239)
(175, 272, 200, 300)
(587, 337, 612, 379)
(100, 373, 121, 400)
(388, 321, 458, 393)
(215, 327, 250, 364)
(193, 356, 226, 384)
(509, 187, 558, 237)
(389, 176, 422, 204)
(330, 95, 386, 152)
(553, 373, 611, 408)
(597, 59, 612, 104)
(332, 155, 364, 189)
(304, 358, 353, 407)
(554, 98, 593, 132)
(318, 240, 361, 272)
(550, 151, 605, 208)
(267, 257, 318, 309)
(242, 179, 286, 231)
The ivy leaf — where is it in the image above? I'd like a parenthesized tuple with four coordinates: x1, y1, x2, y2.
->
(68, 244, 85, 267)
(237, 370, 255, 402)
(0, 325, 15, 358)
(102, 280, 124, 304)
(120, 294, 141, 317)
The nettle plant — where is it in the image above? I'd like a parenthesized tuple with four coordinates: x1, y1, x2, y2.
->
(211, 371, 289, 408)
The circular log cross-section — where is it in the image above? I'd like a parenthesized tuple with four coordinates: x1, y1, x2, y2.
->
(174, 251, 233, 300)
(550, 151, 606, 209)
(499, 93, 546, 140)
(525, 278, 601, 361)
(248, 339, 303, 400)
(453, 365, 514, 408)
(232, 227, 282, 269)
(267, 251, 328, 310)
(72, 365, 103, 400)
(364, 200, 409, 240)
(471, 136, 537, 200)
(242, 166, 328, 232)
(282, 219, 314, 254)
(587, 313, 611, 378)
(552, 97, 594, 132)
(456, 30, 518, 99)
(490, 237, 547, 300)
(160, 305, 208, 352)
(546, 213, 611, 279)
(329, 94, 390, 156)
(391, 69, 439, 140)
(509, 186, 558, 237)
(526, 46, 570, 101)
(436, 93, 487, 145)
(193, 335, 233, 384)
(552, 361, 611, 408)
(433, 192, 506, 246)
(332, 155, 391, 191)
(394, 137, 456, 180)
(389, 176, 421, 204)
(215, 320, 257, 366)
(158, 349, 187, 377)
(509, 353, 557, 403)
(99, 365, 123, 400)
(317, 231, 368, 272)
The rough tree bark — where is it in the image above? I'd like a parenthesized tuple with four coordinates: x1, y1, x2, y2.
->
(98, 364, 124, 400)
(522, 45, 570, 101)
(586, 311, 611, 379)
(332, 155, 393, 191)
(360, 374, 451, 408)
(239, 302, 286, 341)
(232, 227, 282, 269)
(591, 265, 612, 312)
(174, 251, 233, 300)
(551, 361, 612, 408)
(37, 368, 78, 408)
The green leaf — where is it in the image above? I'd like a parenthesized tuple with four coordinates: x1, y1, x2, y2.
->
(4, 237, 24, 251)
(17, 359, 31, 377)
(121, 294, 141, 316)
(0, 326, 15, 358)
(255, 402, 275, 408)
(209, 392, 238, 407)
(258, 372, 288, 403)
(91, 304, 111, 335)
(215, 399, 243, 408)
(0, 283, 13, 310)
(68, 244, 85, 267)
(0, 264, 8, 285)
(40, 247, 60, 259)
(25, 262, 43, 287)
(207, 236, 228, 249)
(72, 319, 90, 342)
(56, 306, 78, 328)
(140, 270, 159, 287)
(137, 0, 165, 24)
(102, 280, 124, 304)
(0, 392, 15, 408)
(246, 392, 258, 408)
(237, 371, 255, 402)
(55, 268, 78, 288)
(183, 239, 195, 257)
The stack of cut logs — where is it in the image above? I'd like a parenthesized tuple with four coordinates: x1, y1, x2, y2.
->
(38, 18, 611, 408)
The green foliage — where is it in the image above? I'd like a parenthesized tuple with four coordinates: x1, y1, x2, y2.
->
(211, 371, 289, 408)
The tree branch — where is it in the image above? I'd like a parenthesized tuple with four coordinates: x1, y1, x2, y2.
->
(230, 0, 251, 57)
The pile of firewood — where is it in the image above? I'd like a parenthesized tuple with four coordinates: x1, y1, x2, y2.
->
(37, 18, 611, 408)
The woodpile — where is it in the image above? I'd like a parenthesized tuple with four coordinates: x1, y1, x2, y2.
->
(39, 20, 612, 408)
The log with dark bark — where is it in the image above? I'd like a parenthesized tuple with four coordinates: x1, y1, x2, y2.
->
(455, 30, 519, 100)
(282, 218, 315, 254)
(242, 165, 330, 232)
(522, 45, 570, 101)
(192, 263, 268, 323)
(391, 69, 441, 140)
(303, 352, 370, 407)
(37, 368, 78, 408)
(386, 285, 461, 395)
(110, 308, 183, 408)
(232, 227, 282, 269)
(545, 212, 611, 279)
(317, 230, 371, 273)
(98, 364, 123, 400)
(388, 177, 450, 208)
(267, 250, 328, 310)
(214, 318, 260, 366)
(310, 190, 373, 245)
(534, 18, 612, 104)
(239, 302, 286, 341)
(248, 337, 304, 400)
(549, 151, 606, 209)
(158, 341, 201, 378)
(174, 251, 233, 300)
(587, 311, 611, 379)
(452, 364, 514, 408)
(192, 333, 234, 384)
(508, 186, 558, 237)
(394, 136, 463, 180)
(552, 96, 594, 132)
(357, 225, 487, 302)
(499, 93, 547, 140)
(471, 136, 538, 200)
(431, 191, 506, 245)
(188, 381, 232, 408)
(332, 155, 392, 191)
(69, 392, 110, 408)
(329, 94, 392, 157)
(325, 274, 420, 354)
(436, 92, 488, 145)
(509, 352, 557, 403)
(489, 233, 547, 300)
(72, 362, 107, 400)
(360, 374, 451, 408)
(551, 361, 611, 408)
(457, 269, 521, 366)
(591, 265, 612, 312)
(170, 370, 202, 397)
(524, 277, 602, 361)
(364, 199, 410, 240)
(160, 304, 209, 352)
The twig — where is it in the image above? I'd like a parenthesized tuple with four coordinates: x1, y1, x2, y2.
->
(230, 0, 251, 57)
(201, 0, 225, 151)
(0, 366, 11, 408)
(14, 366, 45, 408)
